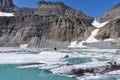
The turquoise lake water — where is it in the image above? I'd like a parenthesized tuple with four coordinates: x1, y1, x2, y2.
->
(91, 76, 117, 80)
(0, 48, 119, 80)
(65, 57, 109, 64)
(0, 64, 77, 80)
(0, 62, 118, 80)
(65, 57, 92, 64)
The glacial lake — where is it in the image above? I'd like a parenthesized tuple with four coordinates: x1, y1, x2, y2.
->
(0, 64, 77, 80)
(0, 63, 118, 80)
(0, 48, 119, 80)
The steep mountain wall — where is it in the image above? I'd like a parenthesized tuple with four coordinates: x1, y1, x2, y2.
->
(97, 3, 120, 23)
(0, 0, 94, 48)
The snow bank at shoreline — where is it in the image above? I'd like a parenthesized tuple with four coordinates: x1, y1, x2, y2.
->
(20, 44, 28, 49)
(0, 51, 68, 64)
(0, 48, 119, 65)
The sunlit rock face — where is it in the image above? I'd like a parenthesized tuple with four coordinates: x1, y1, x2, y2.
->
(0, 0, 94, 48)
(96, 3, 120, 23)
(96, 18, 120, 40)
(0, 0, 14, 7)
(94, 3, 120, 48)
(0, 0, 17, 12)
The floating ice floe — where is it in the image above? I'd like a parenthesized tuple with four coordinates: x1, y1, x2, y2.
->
(77, 74, 102, 80)
(0, 12, 14, 17)
(106, 70, 120, 75)
(50, 61, 108, 75)
(50, 59, 120, 77)
(40, 64, 61, 70)
(17, 64, 45, 68)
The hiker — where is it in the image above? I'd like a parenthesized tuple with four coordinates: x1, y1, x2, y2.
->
(54, 47, 57, 50)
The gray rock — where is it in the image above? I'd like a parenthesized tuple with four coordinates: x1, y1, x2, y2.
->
(96, 3, 120, 23)
(95, 18, 120, 40)
(0, 0, 14, 7)
(0, 0, 94, 48)
(28, 37, 70, 48)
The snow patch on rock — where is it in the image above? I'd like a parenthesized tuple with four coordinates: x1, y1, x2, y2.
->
(20, 44, 28, 49)
(69, 20, 111, 48)
(92, 20, 109, 28)
(0, 12, 14, 17)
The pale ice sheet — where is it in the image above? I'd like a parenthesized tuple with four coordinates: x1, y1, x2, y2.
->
(50, 58, 120, 79)
(18, 49, 120, 69)
(0, 48, 119, 79)
(78, 69, 120, 80)
(50, 61, 108, 74)
(0, 48, 118, 64)
(106, 70, 120, 75)
(77, 74, 102, 80)
(17, 64, 45, 68)
(0, 51, 68, 64)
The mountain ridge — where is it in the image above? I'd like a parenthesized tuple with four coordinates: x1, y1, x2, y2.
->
(0, 0, 94, 48)
(96, 2, 120, 23)
(92, 2, 120, 48)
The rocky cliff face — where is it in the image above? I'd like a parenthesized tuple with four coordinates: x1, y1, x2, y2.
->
(0, 0, 17, 12)
(95, 18, 120, 40)
(95, 3, 120, 40)
(0, 0, 94, 48)
(0, 0, 14, 7)
(94, 3, 120, 48)
(92, 18, 120, 48)
(96, 3, 120, 23)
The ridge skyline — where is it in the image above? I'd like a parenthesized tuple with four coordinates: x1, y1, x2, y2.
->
(13, 0, 120, 18)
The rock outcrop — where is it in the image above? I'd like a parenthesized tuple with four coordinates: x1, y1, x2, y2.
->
(51, 60, 120, 77)
(0, 0, 17, 12)
(0, 0, 94, 48)
(97, 3, 120, 23)
(94, 18, 120, 47)
(0, 0, 15, 7)
(92, 3, 120, 48)
(96, 18, 120, 40)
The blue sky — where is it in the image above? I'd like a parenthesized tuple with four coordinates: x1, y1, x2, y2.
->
(14, 0, 120, 18)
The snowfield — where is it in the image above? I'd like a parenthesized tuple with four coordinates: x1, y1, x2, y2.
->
(92, 20, 109, 28)
(69, 20, 112, 48)
(0, 12, 14, 17)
